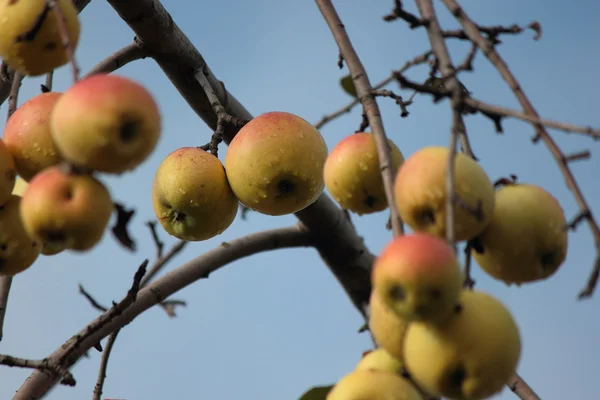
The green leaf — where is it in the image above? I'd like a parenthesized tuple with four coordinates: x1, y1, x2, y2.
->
(340, 74, 358, 97)
(298, 385, 335, 400)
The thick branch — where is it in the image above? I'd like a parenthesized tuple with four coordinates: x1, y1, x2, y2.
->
(441, 0, 600, 298)
(316, 0, 404, 236)
(14, 226, 313, 398)
(82, 39, 148, 79)
(105, 0, 376, 315)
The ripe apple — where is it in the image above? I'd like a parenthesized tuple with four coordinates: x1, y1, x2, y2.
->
(368, 288, 408, 360)
(323, 132, 404, 215)
(355, 347, 403, 375)
(0, 139, 17, 206)
(472, 183, 568, 284)
(403, 290, 521, 400)
(372, 233, 463, 324)
(224, 111, 328, 216)
(394, 146, 495, 242)
(0, 195, 41, 276)
(4, 92, 62, 181)
(153, 147, 238, 241)
(20, 166, 113, 251)
(327, 370, 423, 400)
(0, 0, 80, 76)
(50, 74, 161, 174)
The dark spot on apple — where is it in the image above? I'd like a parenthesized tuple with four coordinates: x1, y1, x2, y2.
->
(63, 187, 73, 200)
(32, 241, 37, 247)
(430, 288, 442, 300)
(0, 257, 5, 271)
(5, 169, 15, 182)
(365, 195, 376, 209)
(119, 119, 138, 143)
(8, 0, 18, 5)
(44, 41, 57, 50)
(454, 303, 463, 313)
(444, 363, 467, 397)
(0, 243, 6, 251)
(277, 180, 295, 196)
(540, 251, 557, 270)
(414, 207, 435, 226)
(43, 231, 67, 244)
(388, 284, 405, 302)
(470, 237, 485, 254)
(173, 211, 186, 222)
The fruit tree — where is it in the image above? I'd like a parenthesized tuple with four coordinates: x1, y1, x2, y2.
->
(0, 0, 598, 399)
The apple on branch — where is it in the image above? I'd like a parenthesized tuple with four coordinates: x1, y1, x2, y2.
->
(4, 92, 63, 181)
(225, 111, 328, 216)
(368, 288, 409, 361)
(152, 147, 239, 241)
(50, 74, 161, 174)
(326, 369, 423, 400)
(324, 132, 404, 215)
(0, 0, 81, 76)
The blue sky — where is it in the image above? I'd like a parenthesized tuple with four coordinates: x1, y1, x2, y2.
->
(1, 0, 599, 399)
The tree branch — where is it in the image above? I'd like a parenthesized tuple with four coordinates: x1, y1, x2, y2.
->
(440, 0, 600, 299)
(316, 0, 404, 236)
(82, 39, 149, 79)
(14, 225, 313, 399)
(0, 277, 12, 341)
(92, 329, 120, 400)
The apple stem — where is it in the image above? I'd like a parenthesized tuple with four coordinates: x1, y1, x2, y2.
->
(47, 0, 80, 82)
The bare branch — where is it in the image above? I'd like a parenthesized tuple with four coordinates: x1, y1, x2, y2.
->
(41, 71, 54, 92)
(0, 277, 12, 341)
(0, 355, 75, 387)
(508, 373, 542, 400)
(92, 329, 120, 400)
(316, 0, 404, 236)
(140, 240, 187, 287)
(441, 0, 600, 299)
(82, 39, 148, 79)
(15, 225, 313, 398)
(146, 220, 165, 259)
(7, 72, 22, 120)
(78, 284, 108, 313)
(48, 0, 80, 81)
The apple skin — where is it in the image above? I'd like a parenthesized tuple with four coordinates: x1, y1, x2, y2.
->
(372, 233, 463, 324)
(472, 183, 568, 285)
(327, 370, 423, 400)
(323, 132, 404, 215)
(20, 166, 114, 251)
(403, 290, 521, 400)
(355, 347, 403, 375)
(224, 111, 328, 216)
(0, 0, 80, 76)
(50, 74, 161, 174)
(0, 139, 17, 206)
(153, 147, 238, 241)
(368, 289, 409, 361)
(4, 92, 62, 181)
(394, 146, 495, 242)
(0, 195, 41, 276)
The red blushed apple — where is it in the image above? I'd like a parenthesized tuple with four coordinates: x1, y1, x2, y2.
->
(324, 132, 404, 215)
(372, 232, 463, 324)
(20, 167, 114, 251)
(4, 92, 62, 181)
(50, 74, 161, 174)
(225, 111, 328, 216)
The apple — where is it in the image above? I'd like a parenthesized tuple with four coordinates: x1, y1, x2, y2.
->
(0, 0, 80, 76)
(472, 183, 568, 285)
(371, 233, 463, 324)
(323, 132, 404, 214)
(153, 147, 238, 241)
(355, 347, 403, 375)
(20, 166, 113, 251)
(0, 195, 41, 276)
(50, 74, 161, 174)
(394, 146, 495, 242)
(403, 290, 521, 400)
(224, 111, 328, 216)
(327, 370, 423, 400)
(368, 288, 408, 361)
(4, 92, 62, 181)
(0, 139, 17, 206)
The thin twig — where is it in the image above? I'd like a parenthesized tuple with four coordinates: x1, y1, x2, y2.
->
(316, 0, 404, 236)
(146, 221, 165, 259)
(0, 277, 12, 341)
(82, 40, 148, 79)
(508, 373, 542, 400)
(41, 71, 54, 92)
(441, 0, 600, 299)
(78, 284, 109, 312)
(92, 329, 120, 400)
(48, 0, 80, 81)
(140, 240, 187, 287)
(7, 71, 22, 120)
(0, 355, 76, 386)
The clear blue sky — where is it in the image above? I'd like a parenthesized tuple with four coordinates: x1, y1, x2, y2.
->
(1, 0, 599, 399)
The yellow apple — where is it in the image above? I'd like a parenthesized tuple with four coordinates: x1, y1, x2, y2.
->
(50, 74, 161, 174)
(153, 147, 238, 241)
(323, 132, 404, 214)
(472, 183, 568, 285)
(20, 166, 113, 251)
(4, 92, 62, 181)
(0, 0, 80, 76)
(355, 347, 403, 374)
(327, 370, 423, 400)
(0, 139, 17, 206)
(0, 195, 41, 276)
(225, 111, 328, 216)
(394, 146, 495, 242)
(372, 233, 463, 323)
(368, 289, 408, 361)
(403, 290, 521, 400)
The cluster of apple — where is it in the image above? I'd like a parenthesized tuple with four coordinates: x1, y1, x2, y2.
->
(0, 73, 162, 277)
